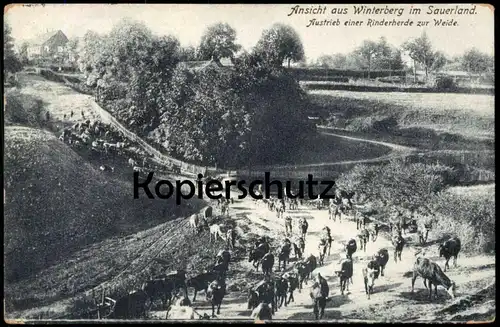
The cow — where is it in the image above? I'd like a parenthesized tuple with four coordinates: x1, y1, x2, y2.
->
(411, 257, 456, 300)
(203, 206, 213, 219)
(318, 239, 328, 266)
(369, 223, 380, 242)
(186, 271, 219, 303)
(438, 237, 461, 272)
(209, 224, 223, 243)
(249, 245, 268, 271)
(206, 279, 226, 317)
(99, 164, 114, 172)
(345, 238, 357, 260)
(250, 302, 273, 321)
(141, 278, 173, 310)
(261, 252, 275, 276)
(392, 234, 405, 263)
(292, 242, 302, 260)
(248, 278, 276, 314)
(274, 276, 289, 308)
(110, 290, 149, 319)
(335, 258, 353, 295)
(304, 254, 318, 280)
(356, 213, 367, 230)
(297, 237, 305, 255)
(225, 228, 236, 249)
(321, 226, 333, 256)
(309, 274, 330, 320)
(358, 228, 370, 252)
(284, 216, 293, 237)
(298, 218, 309, 239)
(362, 259, 381, 300)
(278, 242, 291, 271)
(328, 202, 337, 221)
(188, 214, 201, 234)
(374, 248, 390, 277)
(281, 272, 299, 305)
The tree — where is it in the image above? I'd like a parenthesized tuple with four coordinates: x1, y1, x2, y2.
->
(18, 42, 29, 64)
(4, 21, 22, 75)
(429, 51, 447, 74)
(461, 48, 493, 76)
(357, 40, 379, 78)
(198, 23, 241, 61)
(403, 31, 442, 82)
(254, 23, 305, 68)
(178, 45, 198, 61)
(66, 38, 79, 67)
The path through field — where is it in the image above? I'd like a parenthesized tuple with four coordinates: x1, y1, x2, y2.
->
(151, 194, 495, 322)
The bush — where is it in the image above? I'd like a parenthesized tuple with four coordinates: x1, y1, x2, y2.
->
(4, 90, 45, 127)
(435, 76, 458, 90)
(431, 190, 495, 253)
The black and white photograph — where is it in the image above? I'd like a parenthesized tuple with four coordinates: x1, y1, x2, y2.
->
(3, 3, 495, 323)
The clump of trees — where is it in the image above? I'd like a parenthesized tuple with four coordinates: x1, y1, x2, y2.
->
(78, 19, 314, 167)
(336, 159, 495, 254)
(4, 21, 23, 78)
(311, 31, 493, 84)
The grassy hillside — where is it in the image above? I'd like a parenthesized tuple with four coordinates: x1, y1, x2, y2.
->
(4, 126, 203, 285)
(308, 90, 494, 148)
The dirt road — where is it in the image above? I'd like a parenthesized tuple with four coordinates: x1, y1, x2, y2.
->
(161, 195, 495, 321)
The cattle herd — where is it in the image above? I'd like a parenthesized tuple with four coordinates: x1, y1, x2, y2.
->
(86, 189, 462, 321)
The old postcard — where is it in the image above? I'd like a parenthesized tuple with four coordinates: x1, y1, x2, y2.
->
(3, 3, 495, 323)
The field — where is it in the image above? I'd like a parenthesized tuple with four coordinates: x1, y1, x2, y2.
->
(308, 90, 494, 148)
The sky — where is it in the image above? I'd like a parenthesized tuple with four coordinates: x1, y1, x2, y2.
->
(5, 3, 495, 63)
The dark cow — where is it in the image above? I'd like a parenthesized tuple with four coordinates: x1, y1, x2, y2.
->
(206, 279, 226, 317)
(186, 271, 219, 303)
(335, 258, 353, 295)
(274, 276, 289, 308)
(374, 248, 390, 277)
(438, 237, 461, 272)
(304, 255, 318, 280)
(358, 229, 369, 252)
(412, 257, 456, 300)
(215, 249, 231, 272)
(297, 237, 305, 255)
(345, 238, 357, 260)
(278, 243, 291, 271)
(362, 259, 381, 300)
(261, 252, 275, 276)
(392, 234, 405, 263)
(284, 216, 293, 237)
(110, 290, 149, 319)
(369, 223, 380, 242)
(356, 213, 368, 230)
(299, 218, 309, 239)
(249, 245, 268, 271)
(250, 302, 273, 321)
(203, 206, 213, 219)
(282, 272, 299, 305)
(292, 242, 302, 260)
(141, 279, 173, 310)
(248, 278, 276, 313)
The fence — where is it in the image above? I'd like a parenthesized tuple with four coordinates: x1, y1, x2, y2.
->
(89, 100, 212, 177)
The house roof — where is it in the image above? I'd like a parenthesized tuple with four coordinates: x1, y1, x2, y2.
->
(178, 58, 234, 72)
(27, 30, 68, 46)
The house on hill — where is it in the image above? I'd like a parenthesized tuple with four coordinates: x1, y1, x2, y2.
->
(26, 30, 69, 61)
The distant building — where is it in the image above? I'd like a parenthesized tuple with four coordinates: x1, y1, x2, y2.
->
(179, 57, 235, 72)
(26, 30, 69, 62)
